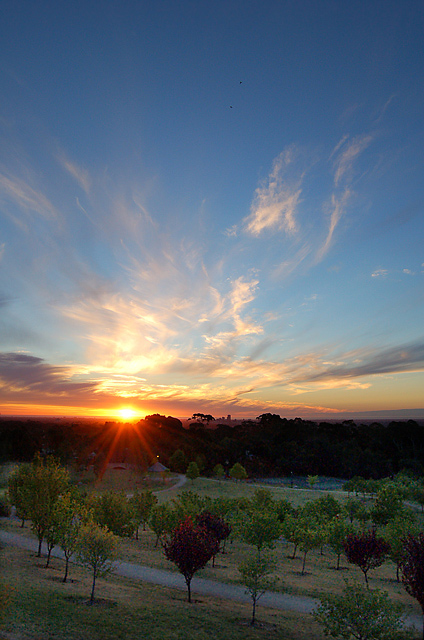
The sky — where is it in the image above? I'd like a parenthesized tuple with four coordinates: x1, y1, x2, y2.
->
(0, 1, 423, 420)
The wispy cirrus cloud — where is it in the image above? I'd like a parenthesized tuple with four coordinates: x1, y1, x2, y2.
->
(243, 147, 302, 236)
(315, 133, 374, 263)
(56, 152, 91, 194)
(0, 171, 59, 226)
(332, 134, 373, 187)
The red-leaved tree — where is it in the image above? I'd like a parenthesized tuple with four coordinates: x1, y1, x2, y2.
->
(196, 511, 231, 566)
(401, 533, 424, 640)
(343, 529, 390, 586)
(163, 517, 220, 602)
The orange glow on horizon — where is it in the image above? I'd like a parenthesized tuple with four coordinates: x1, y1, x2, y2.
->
(116, 407, 139, 421)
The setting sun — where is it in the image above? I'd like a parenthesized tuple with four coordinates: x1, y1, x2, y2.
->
(117, 407, 138, 420)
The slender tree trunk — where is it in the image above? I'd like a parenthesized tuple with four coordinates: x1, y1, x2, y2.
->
(251, 597, 257, 626)
(186, 577, 192, 603)
(37, 536, 43, 558)
(336, 553, 340, 570)
(292, 543, 298, 559)
(63, 556, 69, 583)
(301, 550, 307, 575)
(45, 546, 52, 568)
(90, 571, 97, 604)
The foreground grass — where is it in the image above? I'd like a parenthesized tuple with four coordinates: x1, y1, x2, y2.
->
(1, 543, 325, 640)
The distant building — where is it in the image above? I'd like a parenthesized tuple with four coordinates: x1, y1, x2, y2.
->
(148, 461, 169, 473)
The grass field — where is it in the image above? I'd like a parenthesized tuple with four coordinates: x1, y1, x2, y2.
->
(0, 465, 422, 639)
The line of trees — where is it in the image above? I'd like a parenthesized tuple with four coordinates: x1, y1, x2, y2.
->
(5, 455, 424, 635)
(2, 414, 424, 480)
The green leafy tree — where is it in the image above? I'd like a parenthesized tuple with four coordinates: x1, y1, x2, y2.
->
(186, 461, 200, 484)
(229, 462, 247, 482)
(343, 497, 369, 525)
(7, 463, 32, 527)
(88, 491, 133, 537)
(238, 509, 281, 557)
(172, 490, 209, 521)
(149, 503, 178, 547)
(307, 475, 319, 489)
(327, 517, 355, 570)
(384, 515, 418, 582)
(163, 517, 219, 603)
(239, 550, 276, 626)
(281, 512, 304, 559)
(129, 490, 158, 538)
(314, 581, 412, 640)
(299, 521, 326, 575)
(213, 463, 225, 481)
(51, 492, 88, 582)
(25, 454, 70, 557)
(251, 488, 274, 510)
(371, 483, 405, 526)
(77, 522, 119, 604)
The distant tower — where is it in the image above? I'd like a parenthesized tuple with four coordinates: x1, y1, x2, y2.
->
(227, 415, 231, 421)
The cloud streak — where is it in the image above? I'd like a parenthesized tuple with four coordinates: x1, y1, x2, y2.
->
(243, 147, 302, 236)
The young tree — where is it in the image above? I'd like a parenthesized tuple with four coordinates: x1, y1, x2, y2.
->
(163, 517, 219, 602)
(51, 492, 87, 582)
(327, 517, 354, 570)
(400, 533, 424, 640)
(26, 454, 70, 557)
(238, 509, 281, 557)
(239, 550, 276, 626)
(196, 511, 231, 566)
(88, 491, 133, 537)
(172, 490, 209, 521)
(343, 530, 390, 587)
(298, 521, 326, 575)
(229, 462, 247, 482)
(384, 515, 418, 582)
(7, 463, 32, 527)
(307, 475, 319, 489)
(149, 503, 178, 547)
(77, 522, 119, 604)
(129, 490, 158, 539)
(281, 512, 304, 559)
(343, 497, 369, 525)
(314, 581, 411, 640)
(186, 461, 200, 484)
(371, 483, 405, 526)
(213, 463, 225, 482)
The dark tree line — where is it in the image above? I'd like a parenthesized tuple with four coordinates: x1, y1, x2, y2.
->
(1, 413, 424, 479)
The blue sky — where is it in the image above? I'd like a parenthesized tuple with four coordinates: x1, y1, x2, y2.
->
(0, 1, 423, 419)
